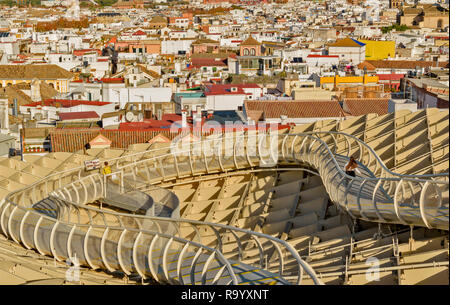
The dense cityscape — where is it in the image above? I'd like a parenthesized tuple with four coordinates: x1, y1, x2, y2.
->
(0, 0, 448, 288)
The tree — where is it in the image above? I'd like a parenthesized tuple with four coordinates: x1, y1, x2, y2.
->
(381, 24, 409, 34)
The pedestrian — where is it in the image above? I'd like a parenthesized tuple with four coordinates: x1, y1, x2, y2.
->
(344, 156, 361, 178)
(102, 161, 112, 176)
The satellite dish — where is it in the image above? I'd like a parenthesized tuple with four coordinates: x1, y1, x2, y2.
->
(125, 111, 136, 122)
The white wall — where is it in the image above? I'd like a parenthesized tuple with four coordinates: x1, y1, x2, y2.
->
(161, 39, 194, 55)
(206, 94, 246, 111)
(107, 87, 173, 109)
(329, 46, 365, 65)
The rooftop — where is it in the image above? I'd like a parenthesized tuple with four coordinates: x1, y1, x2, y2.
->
(244, 100, 345, 120)
(59, 111, 100, 121)
(0, 64, 73, 80)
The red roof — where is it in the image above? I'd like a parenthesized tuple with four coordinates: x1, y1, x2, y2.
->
(106, 36, 117, 46)
(132, 30, 147, 36)
(73, 49, 102, 57)
(100, 77, 124, 83)
(161, 114, 182, 122)
(204, 84, 260, 96)
(190, 58, 227, 68)
(23, 99, 111, 108)
(71, 78, 124, 84)
(59, 111, 99, 121)
(245, 100, 345, 119)
(119, 120, 174, 130)
(343, 99, 389, 116)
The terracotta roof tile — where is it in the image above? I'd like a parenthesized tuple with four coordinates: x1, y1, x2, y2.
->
(240, 36, 261, 46)
(343, 98, 389, 116)
(0, 64, 73, 80)
(358, 60, 448, 70)
(329, 38, 365, 48)
(59, 111, 99, 121)
(244, 100, 345, 120)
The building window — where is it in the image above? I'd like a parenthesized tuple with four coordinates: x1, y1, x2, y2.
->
(250, 48, 256, 56)
(243, 48, 249, 56)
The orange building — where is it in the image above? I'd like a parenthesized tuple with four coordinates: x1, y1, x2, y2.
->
(240, 37, 262, 56)
(319, 75, 379, 90)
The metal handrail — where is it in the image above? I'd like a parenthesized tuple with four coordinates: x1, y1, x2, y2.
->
(5, 130, 447, 206)
(47, 174, 322, 285)
(303, 131, 448, 179)
(0, 197, 239, 285)
(1, 129, 448, 285)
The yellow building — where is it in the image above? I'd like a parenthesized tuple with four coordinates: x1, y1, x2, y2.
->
(360, 40, 396, 60)
(320, 75, 379, 89)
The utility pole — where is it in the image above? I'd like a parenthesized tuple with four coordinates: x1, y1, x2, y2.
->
(20, 120, 24, 161)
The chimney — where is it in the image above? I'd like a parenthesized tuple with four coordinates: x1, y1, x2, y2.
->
(181, 109, 187, 128)
(0, 100, 9, 132)
(30, 79, 41, 102)
(193, 106, 202, 126)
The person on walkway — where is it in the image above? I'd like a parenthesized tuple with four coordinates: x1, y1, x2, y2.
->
(344, 156, 361, 177)
(102, 161, 112, 176)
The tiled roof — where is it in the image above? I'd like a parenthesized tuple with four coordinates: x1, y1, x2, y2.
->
(358, 60, 448, 70)
(39, 82, 59, 100)
(192, 38, 220, 45)
(240, 36, 261, 46)
(132, 30, 147, 36)
(205, 85, 246, 95)
(0, 64, 73, 80)
(190, 58, 227, 68)
(343, 98, 389, 116)
(204, 84, 261, 96)
(73, 49, 102, 57)
(59, 111, 100, 121)
(329, 38, 365, 48)
(23, 99, 111, 108)
(244, 100, 345, 120)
